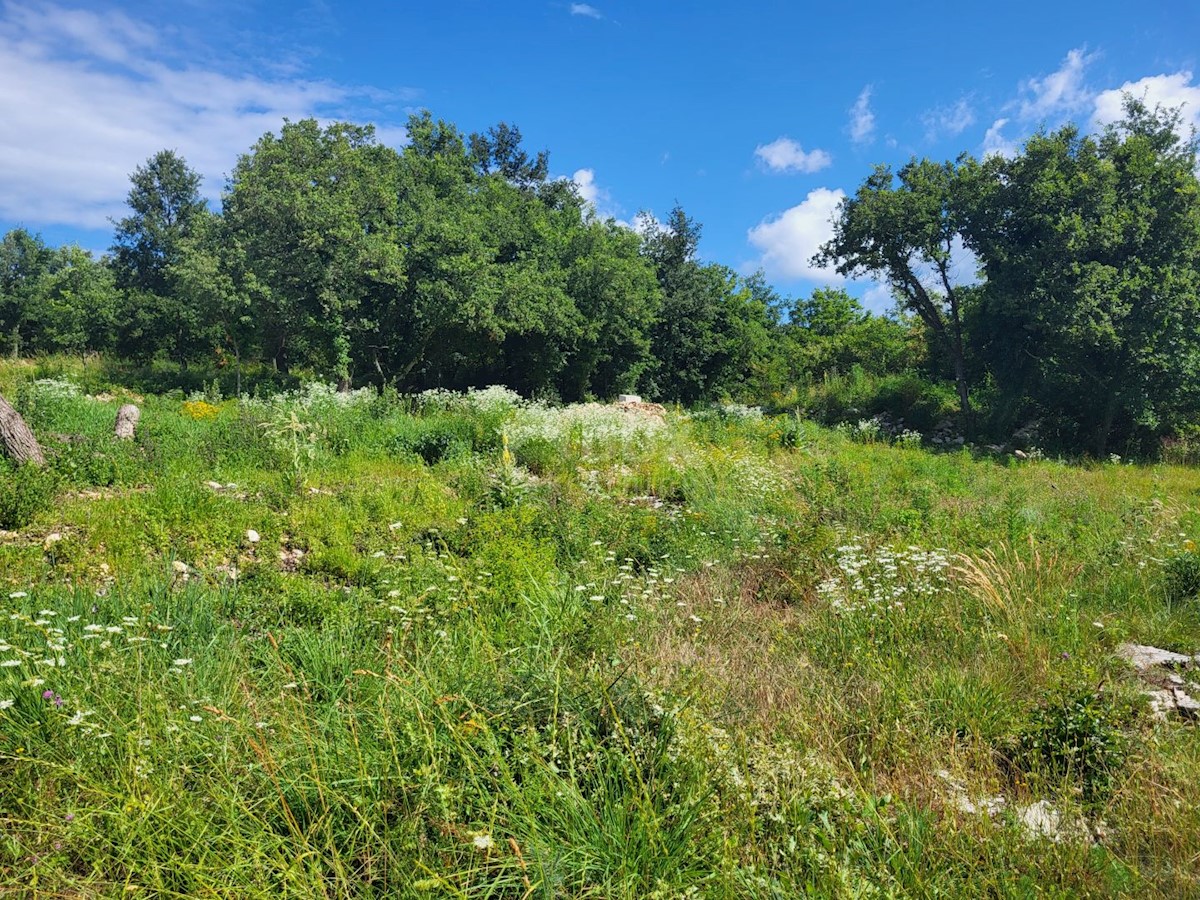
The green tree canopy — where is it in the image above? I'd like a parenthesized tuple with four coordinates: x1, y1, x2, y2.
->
(964, 98, 1200, 454)
(815, 158, 979, 423)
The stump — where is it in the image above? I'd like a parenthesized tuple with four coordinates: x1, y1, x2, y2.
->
(0, 391, 44, 466)
(114, 404, 140, 441)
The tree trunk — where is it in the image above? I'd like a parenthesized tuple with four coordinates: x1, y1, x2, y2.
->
(114, 404, 140, 440)
(952, 346, 972, 423)
(1093, 394, 1119, 459)
(0, 392, 44, 466)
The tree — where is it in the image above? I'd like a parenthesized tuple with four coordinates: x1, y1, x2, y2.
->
(111, 150, 206, 296)
(0, 229, 53, 358)
(171, 210, 261, 394)
(380, 112, 592, 394)
(559, 219, 661, 399)
(786, 287, 917, 379)
(815, 159, 979, 424)
(110, 150, 210, 365)
(35, 246, 118, 356)
(643, 206, 752, 404)
(222, 120, 405, 385)
(0, 392, 43, 466)
(964, 99, 1200, 455)
(468, 122, 549, 189)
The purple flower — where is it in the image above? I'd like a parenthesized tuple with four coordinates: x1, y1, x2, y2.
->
(42, 690, 54, 700)
(64, 813, 74, 822)
(54, 695, 64, 708)
(1060, 652, 1070, 660)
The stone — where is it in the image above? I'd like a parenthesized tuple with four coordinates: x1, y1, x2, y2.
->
(1173, 688, 1200, 719)
(1144, 688, 1177, 721)
(1117, 643, 1192, 671)
(246, 529, 260, 544)
(1017, 800, 1088, 843)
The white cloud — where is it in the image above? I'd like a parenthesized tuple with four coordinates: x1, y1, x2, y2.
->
(571, 167, 629, 222)
(1092, 70, 1200, 135)
(1017, 47, 1096, 121)
(0, 2, 415, 229)
(747, 188, 846, 282)
(569, 3, 603, 18)
(922, 97, 975, 141)
(981, 117, 1018, 158)
(848, 86, 875, 144)
(572, 168, 607, 207)
(754, 137, 832, 174)
(861, 282, 894, 314)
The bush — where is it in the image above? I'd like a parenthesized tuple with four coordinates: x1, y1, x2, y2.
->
(803, 370, 958, 435)
(1014, 687, 1131, 806)
(0, 462, 59, 529)
(409, 421, 473, 465)
(1163, 550, 1200, 604)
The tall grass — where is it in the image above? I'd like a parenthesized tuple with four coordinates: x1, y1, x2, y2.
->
(1, 361, 1199, 896)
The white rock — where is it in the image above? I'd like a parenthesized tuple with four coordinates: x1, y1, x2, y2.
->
(1117, 643, 1192, 671)
(1173, 688, 1200, 718)
(204, 481, 223, 490)
(246, 529, 261, 544)
(1017, 800, 1088, 843)
(618, 394, 642, 404)
(1144, 688, 1176, 721)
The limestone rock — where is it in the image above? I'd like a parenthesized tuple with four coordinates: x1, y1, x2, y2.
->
(1117, 643, 1192, 672)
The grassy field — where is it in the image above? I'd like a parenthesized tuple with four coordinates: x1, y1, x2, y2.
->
(1, 361, 1200, 898)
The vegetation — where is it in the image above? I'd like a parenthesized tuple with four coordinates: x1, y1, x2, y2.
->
(2, 97, 1198, 457)
(0, 361, 1199, 896)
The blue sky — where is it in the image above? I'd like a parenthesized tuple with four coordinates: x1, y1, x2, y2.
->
(1, 0, 1197, 310)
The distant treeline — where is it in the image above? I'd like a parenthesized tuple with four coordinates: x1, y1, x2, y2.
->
(2, 99, 1198, 455)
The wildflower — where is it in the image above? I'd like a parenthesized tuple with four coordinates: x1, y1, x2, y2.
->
(0, 660, 20, 668)
(472, 834, 493, 851)
(173, 659, 193, 667)
(189, 715, 202, 722)
(42, 690, 54, 700)
(0, 699, 13, 710)
(8, 592, 27, 599)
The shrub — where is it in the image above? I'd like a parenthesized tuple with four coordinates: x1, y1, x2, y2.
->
(1014, 687, 1131, 806)
(0, 463, 59, 529)
(1163, 550, 1200, 603)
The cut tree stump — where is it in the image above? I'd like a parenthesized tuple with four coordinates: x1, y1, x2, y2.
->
(0, 391, 45, 466)
(114, 404, 140, 441)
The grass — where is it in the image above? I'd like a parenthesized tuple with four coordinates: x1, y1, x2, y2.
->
(1, 361, 1199, 897)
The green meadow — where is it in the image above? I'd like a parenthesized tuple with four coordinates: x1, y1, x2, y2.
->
(2, 362, 1200, 898)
